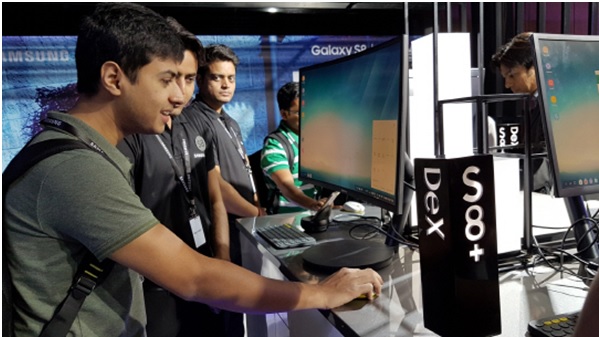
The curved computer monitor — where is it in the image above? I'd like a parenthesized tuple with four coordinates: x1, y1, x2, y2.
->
(298, 35, 409, 216)
(531, 33, 599, 198)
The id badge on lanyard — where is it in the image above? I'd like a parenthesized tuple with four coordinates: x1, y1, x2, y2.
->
(189, 215, 206, 248)
(155, 135, 207, 248)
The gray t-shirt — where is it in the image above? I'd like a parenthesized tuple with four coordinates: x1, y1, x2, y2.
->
(5, 112, 159, 337)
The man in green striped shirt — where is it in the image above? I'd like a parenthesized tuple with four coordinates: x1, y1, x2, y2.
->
(260, 82, 325, 213)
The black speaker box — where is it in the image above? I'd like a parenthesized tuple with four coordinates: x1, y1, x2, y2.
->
(415, 154, 501, 337)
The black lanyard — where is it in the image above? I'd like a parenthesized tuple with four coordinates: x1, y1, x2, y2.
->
(216, 116, 257, 194)
(41, 117, 126, 181)
(217, 117, 247, 166)
(154, 134, 197, 216)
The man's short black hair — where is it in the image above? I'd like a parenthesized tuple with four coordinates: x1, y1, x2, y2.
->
(491, 32, 534, 71)
(166, 16, 205, 70)
(198, 44, 239, 77)
(76, 3, 185, 95)
(277, 82, 299, 111)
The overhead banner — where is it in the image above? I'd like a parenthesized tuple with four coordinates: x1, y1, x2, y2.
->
(2, 35, 395, 170)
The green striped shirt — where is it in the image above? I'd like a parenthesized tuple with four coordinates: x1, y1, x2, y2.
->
(260, 122, 317, 213)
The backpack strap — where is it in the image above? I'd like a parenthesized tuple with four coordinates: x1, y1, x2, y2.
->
(3, 139, 88, 189)
(263, 131, 295, 214)
(3, 139, 115, 337)
(267, 132, 294, 172)
(39, 256, 114, 337)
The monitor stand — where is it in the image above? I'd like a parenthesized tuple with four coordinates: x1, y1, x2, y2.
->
(565, 196, 599, 260)
(565, 196, 599, 283)
(301, 240, 394, 273)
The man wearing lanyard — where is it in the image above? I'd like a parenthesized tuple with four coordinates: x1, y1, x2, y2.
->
(184, 44, 262, 337)
(117, 19, 230, 337)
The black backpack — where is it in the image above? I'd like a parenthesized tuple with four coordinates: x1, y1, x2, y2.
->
(249, 131, 294, 214)
(3, 139, 114, 337)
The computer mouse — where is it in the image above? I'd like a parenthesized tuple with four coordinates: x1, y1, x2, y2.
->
(342, 201, 365, 213)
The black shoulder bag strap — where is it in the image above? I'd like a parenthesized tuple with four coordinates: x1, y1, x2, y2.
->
(268, 132, 294, 170)
(2, 139, 115, 337)
(264, 132, 295, 214)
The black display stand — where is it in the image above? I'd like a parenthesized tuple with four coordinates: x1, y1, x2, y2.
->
(300, 206, 332, 233)
(301, 240, 394, 273)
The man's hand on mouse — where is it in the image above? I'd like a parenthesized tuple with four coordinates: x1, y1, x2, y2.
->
(316, 267, 383, 309)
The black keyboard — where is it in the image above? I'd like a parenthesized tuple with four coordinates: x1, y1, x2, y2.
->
(528, 311, 579, 337)
(256, 223, 317, 249)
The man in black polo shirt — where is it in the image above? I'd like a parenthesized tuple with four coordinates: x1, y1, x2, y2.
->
(117, 19, 230, 337)
(184, 44, 264, 337)
(186, 44, 267, 258)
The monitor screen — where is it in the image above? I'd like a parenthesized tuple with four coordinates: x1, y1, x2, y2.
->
(531, 33, 599, 198)
(298, 36, 408, 214)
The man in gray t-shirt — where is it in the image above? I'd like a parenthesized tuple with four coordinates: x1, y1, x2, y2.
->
(4, 4, 184, 336)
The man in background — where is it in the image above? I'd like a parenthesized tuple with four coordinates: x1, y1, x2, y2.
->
(260, 81, 325, 214)
(491, 32, 551, 194)
(184, 43, 261, 337)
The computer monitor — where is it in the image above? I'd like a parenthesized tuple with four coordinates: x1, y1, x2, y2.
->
(532, 33, 599, 198)
(531, 33, 599, 260)
(298, 35, 409, 217)
(297, 36, 411, 271)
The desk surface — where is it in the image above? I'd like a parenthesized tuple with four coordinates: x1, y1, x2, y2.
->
(237, 211, 589, 337)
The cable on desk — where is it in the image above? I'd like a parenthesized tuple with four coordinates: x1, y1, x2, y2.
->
(553, 216, 599, 270)
(330, 214, 419, 249)
(552, 248, 598, 279)
(528, 230, 574, 278)
(354, 223, 418, 249)
(331, 214, 382, 239)
(382, 218, 419, 250)
(527, 216, 599, 283)
(544, 249, 595, 281)
(526, 250, 582, 281)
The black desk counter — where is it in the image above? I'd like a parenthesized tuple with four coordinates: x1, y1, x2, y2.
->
(236, 211, 589, 337)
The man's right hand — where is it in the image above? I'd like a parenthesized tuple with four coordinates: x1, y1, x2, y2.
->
(256, 206, 267, 216)
(317, 267, 383, 309)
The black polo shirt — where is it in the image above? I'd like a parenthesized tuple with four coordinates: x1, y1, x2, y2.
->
(186, 99, 254, 205)
(118, 111, 215, 255)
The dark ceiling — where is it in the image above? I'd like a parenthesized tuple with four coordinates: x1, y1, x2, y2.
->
(2, 2, 450, 36)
